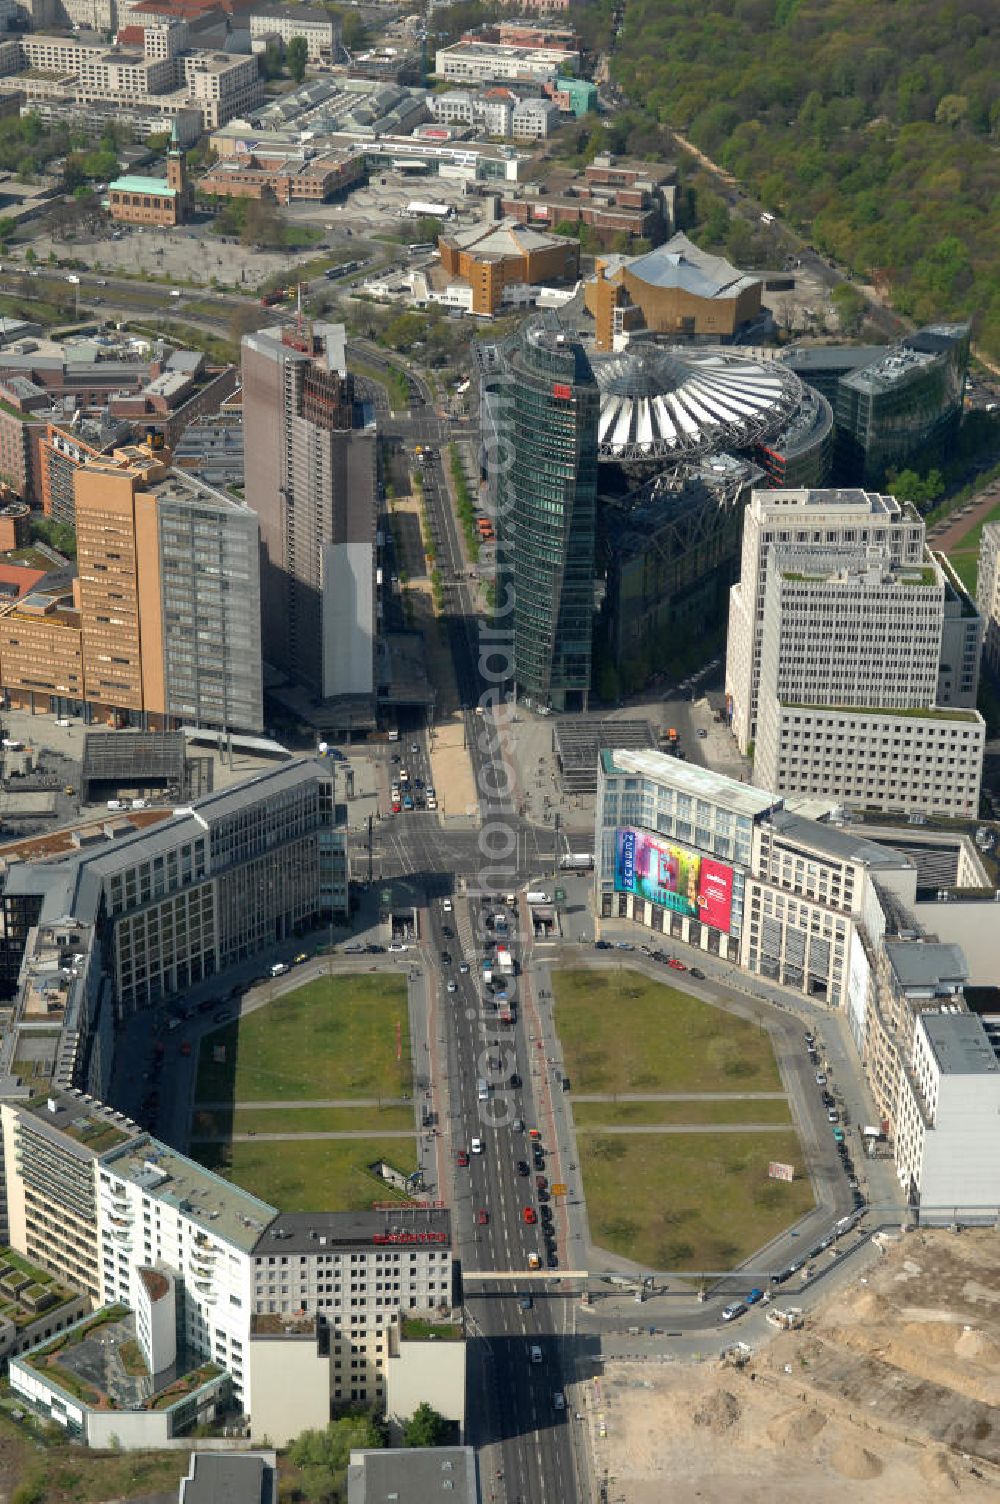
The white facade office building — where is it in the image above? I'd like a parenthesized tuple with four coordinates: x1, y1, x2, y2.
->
(726, 487, 925, 753)
(752, 548, 985, 816)
(894, 1010, 1000, 1213)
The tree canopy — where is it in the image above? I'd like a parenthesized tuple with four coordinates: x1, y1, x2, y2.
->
(594, 0, 1000, 356)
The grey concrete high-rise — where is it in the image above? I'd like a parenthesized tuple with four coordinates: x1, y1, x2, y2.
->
(242, 323, 377, 707)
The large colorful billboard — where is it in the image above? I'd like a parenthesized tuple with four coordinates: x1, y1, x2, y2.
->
(613, 828, 734, 934)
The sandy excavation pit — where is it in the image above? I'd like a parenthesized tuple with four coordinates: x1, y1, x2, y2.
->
(592, 1229, 1000, 1503)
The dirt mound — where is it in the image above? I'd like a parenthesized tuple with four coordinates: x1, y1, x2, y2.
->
(919, 1450, 960, 1493)
(847, 1290, 890, 1322)
(767, 1405, 827, 1448)
(693, 1389, 741, 1433)
(830, 1441, 884, 1480)
(955, 1327, 1000, 1364)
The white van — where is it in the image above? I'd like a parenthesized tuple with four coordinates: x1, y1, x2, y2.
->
(477, 1078, 489, 1101)
(270, 962, 289, 977)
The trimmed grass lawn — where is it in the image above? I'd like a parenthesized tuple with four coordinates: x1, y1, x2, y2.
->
(946, 497, 1000, 592)
(571, 1097, 792, 1128)
(554, 969, 781, 1094)
(579, 1130, 814, 1271)
(196, 1136, 417, 1213)
(195, 974, 410, 1103)
(190, 1104, 414, 1138)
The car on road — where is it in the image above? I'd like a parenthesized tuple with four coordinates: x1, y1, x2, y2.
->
(516, 1160, 530, 1176)
(668, 958, 687, 971)
(402, 795, 414, 810)
(391, 800, 401, 814)
(697, 728, 708, 738)
(815, 1072, 827, 1085)
(519, 1295, 533, 1311)
(459, 963, 470, 974)
(293, 952, 308, 964)
(827, 1107, 839, 1123)
(523, 1207, 537, 1224)
(471, 1137, 483, 1154)
(615, 941, 634, 951)
(477, 1208, 489, 1226)
(594, 939, 612, 950)
(832, 1127, 845, 1143)
(410, 743, 419, 755)
(721, 1303, 744, 1322)
(530, 1344, 542, 1364)
(689, 967, 705, 980)
(442, 899, 453, 912)
(528, 1128, 542, 1140)
(552, 1391, 565, 1411)
(510, 1072, 521, 1088)
(745, 1288, 765, 1305)
(456, 1150, 469, 1167)
(388, 942, 408, 953)
(441, 951, 452, 965)
(804, 1032, 815, 1047)
(447, 981, 457, 993)
(547, 1251, 559, 1269)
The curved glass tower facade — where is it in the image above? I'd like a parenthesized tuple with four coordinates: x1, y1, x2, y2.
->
(498, 315, 599, 712)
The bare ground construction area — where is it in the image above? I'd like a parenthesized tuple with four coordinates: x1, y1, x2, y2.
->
(592, 1229, 1000, 1502)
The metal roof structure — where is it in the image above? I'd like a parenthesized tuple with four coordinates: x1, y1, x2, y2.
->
(553, 718, 656, 794)
(81, 731, 188, 803)
(592, 345, 803, 463)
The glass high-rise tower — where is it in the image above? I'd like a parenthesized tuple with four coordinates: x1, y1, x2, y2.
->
(496, 314, 599, 712)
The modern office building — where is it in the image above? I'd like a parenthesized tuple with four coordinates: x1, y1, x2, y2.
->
(725, 487, 927, 753)
(495, 313, 599, 711)
(0, 446, 263, 732)
(594, 748, 1000, 1213)
(748, 542, 984, 817)
(833, 325, 969, 486)
(894, 1010, 1000, 1218)
(595, 749, 782, 962)
(976, 521, 1000, 677)
(598, 456, 763, 686)
(0, 759, 347, 1029)
(241, 323, 378, 713)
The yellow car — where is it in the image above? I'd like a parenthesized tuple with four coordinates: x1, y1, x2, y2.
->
(293, 952, 309, 965)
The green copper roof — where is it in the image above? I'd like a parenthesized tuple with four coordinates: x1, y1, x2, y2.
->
(108, 176, 177, 196)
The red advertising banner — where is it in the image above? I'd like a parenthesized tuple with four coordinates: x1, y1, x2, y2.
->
(552, 382, 572, 400)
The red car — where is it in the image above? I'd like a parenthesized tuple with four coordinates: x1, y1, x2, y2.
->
(535, 1175, 548, 1191)
(391, 801, 401, 814)
(456, 1150, 469, 1167)
(528, 1127, 541, 1141)
(668, 958, 687, 971)
(476, 1208, 489, 1226)
(523, 1207, 537, 1225)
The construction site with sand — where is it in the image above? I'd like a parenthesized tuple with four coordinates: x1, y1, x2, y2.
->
(588, 1228, 1000, 1502)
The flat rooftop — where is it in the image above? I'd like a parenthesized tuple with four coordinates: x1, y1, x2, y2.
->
(884, 939, 969, 991)
(254, 1207, 451, 1256)
(921, 1011, 1000, 1076)
(768, 810, 914, 870)
(105, 1139, 277, 1254)
(602, 748, 782, 819)
(347, 1447, 476, 1504)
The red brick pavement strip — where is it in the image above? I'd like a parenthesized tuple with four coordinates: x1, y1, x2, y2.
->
(930, 483, 1000, 552)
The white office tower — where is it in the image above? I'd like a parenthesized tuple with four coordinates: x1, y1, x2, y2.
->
(752, 548, 984, 817)
(726, 487, 924, 753)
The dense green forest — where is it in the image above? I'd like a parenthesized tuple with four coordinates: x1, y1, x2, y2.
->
(587, 0, 1000, 358)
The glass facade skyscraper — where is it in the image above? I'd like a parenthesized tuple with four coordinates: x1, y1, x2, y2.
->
(497, 314, 599, 711)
